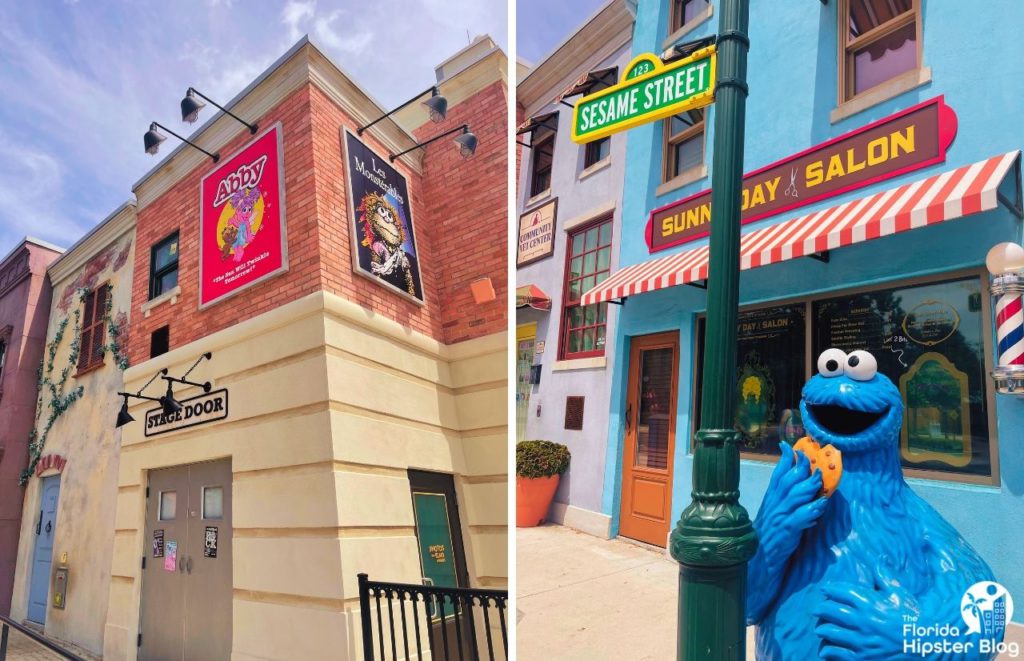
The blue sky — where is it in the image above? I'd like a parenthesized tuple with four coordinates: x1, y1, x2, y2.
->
(516, 0, 608, 64)
(0, 0, 506, 252)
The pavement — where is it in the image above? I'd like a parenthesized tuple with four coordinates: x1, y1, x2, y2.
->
(0, 624, 100, 661)
(516, 523, 1024, 661)
(516, 523, 756, 660)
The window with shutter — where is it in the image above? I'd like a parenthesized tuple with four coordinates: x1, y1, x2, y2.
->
(77, 283, 110, 374)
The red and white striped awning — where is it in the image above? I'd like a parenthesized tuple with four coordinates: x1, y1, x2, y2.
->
(581, 151, 1022, 305)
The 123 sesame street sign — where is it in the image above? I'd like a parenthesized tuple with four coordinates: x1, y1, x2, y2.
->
(199, 124, 288, 308)
(571, 48, 716, 144)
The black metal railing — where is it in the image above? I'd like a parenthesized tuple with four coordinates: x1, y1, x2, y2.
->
(358, 573, 508, 661)
(0, 614, 86, 660)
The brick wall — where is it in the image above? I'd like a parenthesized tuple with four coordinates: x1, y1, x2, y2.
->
(415, 81, 508, 344)
(128, 86, 323, 365)
(129, 75, 507, 362)
(307, 84, 443, 340)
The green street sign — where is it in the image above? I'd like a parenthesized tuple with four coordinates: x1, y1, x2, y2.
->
(571, 46, 716, 144)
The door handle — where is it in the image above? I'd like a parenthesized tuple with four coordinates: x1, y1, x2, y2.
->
(186, 556, 193, 574)
(36, 511, 42, 536)
(625, 404, 633, 431)
(179, 558, 185, 573)
(45, 520, 51, 535)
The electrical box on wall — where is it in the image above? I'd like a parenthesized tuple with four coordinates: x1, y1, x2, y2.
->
(53, 566, 68, 609)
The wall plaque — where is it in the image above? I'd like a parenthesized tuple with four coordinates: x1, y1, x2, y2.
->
(517, 198, 557, 266)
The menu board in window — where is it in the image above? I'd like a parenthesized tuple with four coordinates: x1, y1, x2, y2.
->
(695, 304, 806, 456)
(812, 276, 991, 479)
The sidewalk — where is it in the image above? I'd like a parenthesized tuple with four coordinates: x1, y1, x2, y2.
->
(518, 524, 1024, 661)
(0, 624, 100, 661)
(516, 523, 755, 660)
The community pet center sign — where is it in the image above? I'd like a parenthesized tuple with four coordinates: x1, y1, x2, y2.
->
(571, 48, 716, 144)
(646, 96, 958, 252)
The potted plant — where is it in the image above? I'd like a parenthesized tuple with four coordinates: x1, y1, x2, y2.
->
(516, 440, 570, 528)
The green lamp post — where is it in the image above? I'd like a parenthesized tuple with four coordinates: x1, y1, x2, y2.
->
(667, 0, 758, 659)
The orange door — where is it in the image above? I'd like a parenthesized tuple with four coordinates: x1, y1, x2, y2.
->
(618, 332, 679, 547)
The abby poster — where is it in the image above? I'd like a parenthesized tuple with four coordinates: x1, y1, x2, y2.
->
(199, 123, 287, 308)
(343, 130, 424, 303)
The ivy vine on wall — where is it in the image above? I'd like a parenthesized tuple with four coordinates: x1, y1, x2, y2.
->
(20, 284, 129, 484)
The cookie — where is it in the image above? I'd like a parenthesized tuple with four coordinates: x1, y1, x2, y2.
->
(792, 436, 842, 497)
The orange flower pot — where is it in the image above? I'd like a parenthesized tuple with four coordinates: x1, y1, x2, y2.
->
(516, 474, 560, 527)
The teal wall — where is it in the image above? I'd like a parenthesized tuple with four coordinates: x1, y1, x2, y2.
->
(609, 0, 1024, 620)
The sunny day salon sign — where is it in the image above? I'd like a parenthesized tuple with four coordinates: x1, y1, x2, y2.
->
(571, 47, 716, 144)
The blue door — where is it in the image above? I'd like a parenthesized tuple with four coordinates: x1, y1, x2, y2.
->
(27, 475, 60, 624)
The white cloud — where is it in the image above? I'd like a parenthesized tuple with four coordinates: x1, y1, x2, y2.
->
(281, 0, 316, 42)
(0, 131, 87, 247)
(314, 10, 374, 53)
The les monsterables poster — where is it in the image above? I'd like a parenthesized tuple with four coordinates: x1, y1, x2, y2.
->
(343, 129, 424, 303)
(199, 123, 287, 308)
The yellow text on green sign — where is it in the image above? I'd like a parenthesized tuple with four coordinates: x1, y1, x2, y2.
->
(571, 47, 716, 144)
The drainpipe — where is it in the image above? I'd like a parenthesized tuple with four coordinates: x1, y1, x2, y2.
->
(667, 0, 758, 659)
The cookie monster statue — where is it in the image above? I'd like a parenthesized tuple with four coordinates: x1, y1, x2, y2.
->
(747, 348, 1002, 660)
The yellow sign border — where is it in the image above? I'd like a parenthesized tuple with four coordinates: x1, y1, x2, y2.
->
(571, 46, 717, 145)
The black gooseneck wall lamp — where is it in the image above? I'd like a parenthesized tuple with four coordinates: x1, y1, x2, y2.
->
(144, 121, 220, 163)
(159, 352, 214, 416)
(388, 124, 477, 162)
(357, 86, 448, 136)
(114, 352, 215, 427)
(180, 87, 259, 134)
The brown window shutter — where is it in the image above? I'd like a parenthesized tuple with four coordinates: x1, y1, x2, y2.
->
(78, 328, 92, 370)
(564, 396, 585, 431)
(83, 290, 96, 328)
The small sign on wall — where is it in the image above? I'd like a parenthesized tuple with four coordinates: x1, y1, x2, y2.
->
(517, 199, 557, 267)
(204, 526, 218, 559)
(535, 341, 546, 354)
(144, 389, 229, 437)
(153, 529, 164, 558)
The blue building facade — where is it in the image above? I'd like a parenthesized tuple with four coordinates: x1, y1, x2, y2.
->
(600, 0, 1024, 624)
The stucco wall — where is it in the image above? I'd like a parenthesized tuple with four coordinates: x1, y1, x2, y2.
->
(515, 44, 630, 528)
(104, 291, 506, 660)
(8, 231, 135, 654)
(0, 241, 61, 616)
(610, 0, 1024, 621)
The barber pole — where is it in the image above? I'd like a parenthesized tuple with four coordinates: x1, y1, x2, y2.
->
(996, 287, 1024, 366)
(990, 271, 1024, 393)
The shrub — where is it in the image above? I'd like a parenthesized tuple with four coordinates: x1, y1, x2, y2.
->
(516, 440, 570, 478)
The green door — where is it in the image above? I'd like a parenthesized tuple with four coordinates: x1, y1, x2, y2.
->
(408, 470, 474, 659)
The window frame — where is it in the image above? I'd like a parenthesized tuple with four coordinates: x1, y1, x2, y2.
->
(529, 129, 556, 199)
(149, 231, 180, 301)
(837, 0, 923, 105)
(76, 282, 110, 376)
(559, 216, 614, 361)
(583, 137, 610, 170)
(688, 268, 999, 486)
(669, 0, 712, 37)
(662, 109, 706, 185)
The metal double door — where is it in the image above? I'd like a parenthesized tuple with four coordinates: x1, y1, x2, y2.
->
(140, 459, 232, 661)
